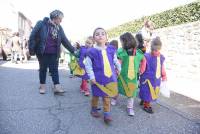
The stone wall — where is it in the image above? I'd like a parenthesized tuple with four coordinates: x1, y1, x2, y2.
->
(154, 21, 200, 101)
(155, 21, 200, 80)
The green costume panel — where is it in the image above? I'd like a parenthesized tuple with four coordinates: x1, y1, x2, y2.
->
(117, 48, 144, 97)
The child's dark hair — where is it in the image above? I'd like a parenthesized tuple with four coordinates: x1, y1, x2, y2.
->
(135, 33, 146, 53)
(135, 33, 143, 47)
(110, 40, 118, 49)
(151, 36, 162, 51)
(120, 32, 136, 50)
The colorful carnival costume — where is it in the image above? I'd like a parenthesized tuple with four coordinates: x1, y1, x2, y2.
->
(78, 46, 90, 96)
(139, 52, 167, 113)
(117, 48, 143, 115)
(85, 45, 121, 123)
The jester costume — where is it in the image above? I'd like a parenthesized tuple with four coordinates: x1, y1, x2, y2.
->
(68, 53, 76, 76)
(78, 46, 89, 80)
(86, 45, 119, 122)
(117, 48, 144, 97)
(87, 45, 118, 97)
(78, 46, 90, 95)
(139, 53, 165, 102)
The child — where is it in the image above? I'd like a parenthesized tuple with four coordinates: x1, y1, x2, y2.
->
(135, 33, 146, 106)
(68, 51, 76, 78)
(139, 37, 167, 114)
(79, 36, 94, 96)
(109, 40, 120, 106)
(110, 40, 118, 49)
(68, 42, 80, 78)
(135, 33, 146, 54)
(85, 27, 121, 123)
(117, 32, 144, 116)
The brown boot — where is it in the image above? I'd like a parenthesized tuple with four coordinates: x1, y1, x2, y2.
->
(53, 84, 65, 93)
(39, 84, 46, 94)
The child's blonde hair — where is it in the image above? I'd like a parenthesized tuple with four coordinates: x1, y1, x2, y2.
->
(151, 36, 162, 51)
(85, 36, 94, 45)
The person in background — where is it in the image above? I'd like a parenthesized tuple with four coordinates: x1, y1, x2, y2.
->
(22, 37, 28, 62)
(110, 40, 118, 49)
(78, 36, 94, 96)
(11, 32, 23, 64)
(135, 33, 146, 54)
(29, 9, 77, 94)
(140, 19, 154, 52)
(109, 39, 120, 105)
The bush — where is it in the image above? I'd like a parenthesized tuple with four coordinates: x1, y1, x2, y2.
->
(107, 1, 200, 38)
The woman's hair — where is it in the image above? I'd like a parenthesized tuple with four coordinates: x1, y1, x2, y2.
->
(93, 27, 107, 37)
(120, 32, 137, 50)
(110, 40, 118, 49)
(151, 36, 162, 51)
(144, 19, 154, 30)
(50, 10, 64, 19)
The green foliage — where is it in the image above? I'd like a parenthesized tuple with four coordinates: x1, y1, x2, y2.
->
(107, 1, 200, 38)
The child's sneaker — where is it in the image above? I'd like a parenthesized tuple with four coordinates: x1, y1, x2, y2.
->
(80, 89, 84, 93)
(104, 112, 112, 124)
(84, 91, 90, 96)
(143, 107, 154, 114)
(127, 108, 135, 116)
(91, 107, 101, 118)
(69, 74, 74, 78)
(111, 98, 117, 106)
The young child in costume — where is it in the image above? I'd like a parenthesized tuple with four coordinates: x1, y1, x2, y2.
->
(117, 32, 144, 116)
(68, 52, 76, 78)
(135, 32, 146, 106)
(139, 37, 167, 113)
(67, 43, 80, 78)
(110, 40, 119, 49)
(109, 40, 120, 106)
(79, 36, 94, 96)
(85, 27, 121, 123)
(135, 33, 146, 54)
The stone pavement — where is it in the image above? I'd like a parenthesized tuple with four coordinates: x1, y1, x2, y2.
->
(0, 59, 199, 134)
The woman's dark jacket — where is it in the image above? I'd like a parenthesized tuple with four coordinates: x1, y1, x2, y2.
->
(28, 17, 75, 56)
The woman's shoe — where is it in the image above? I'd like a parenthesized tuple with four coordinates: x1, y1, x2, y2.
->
(53, 84, 65, 93)
(39, 84, 46, 94)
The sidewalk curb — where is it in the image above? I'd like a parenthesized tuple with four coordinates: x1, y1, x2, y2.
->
(157, 100, 200, 125)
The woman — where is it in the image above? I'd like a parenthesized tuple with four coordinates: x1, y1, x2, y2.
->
(29, 10, 76, 94)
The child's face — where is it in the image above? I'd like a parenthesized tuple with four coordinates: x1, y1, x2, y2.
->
(85, 39, 93, 47)
(93, 29, 107, 46)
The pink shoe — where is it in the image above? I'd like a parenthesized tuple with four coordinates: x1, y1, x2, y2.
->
(84, 91, 90, 96)
(80, 89, 84, 93)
